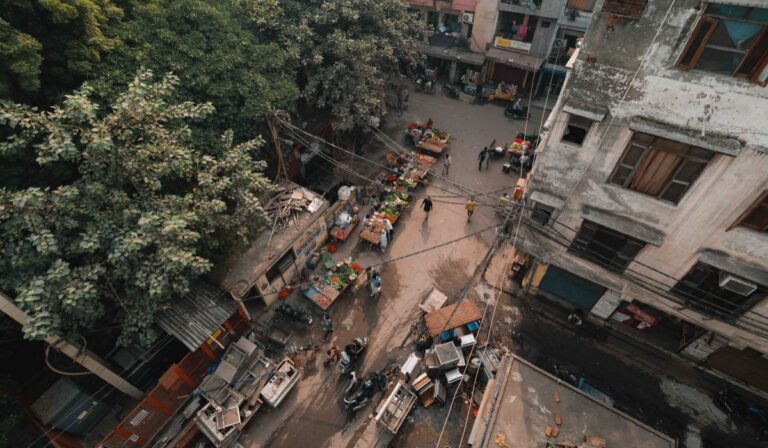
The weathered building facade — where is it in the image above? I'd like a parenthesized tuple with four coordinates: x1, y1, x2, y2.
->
(409, 0, 594, 96)
(520, 0, 768, 392)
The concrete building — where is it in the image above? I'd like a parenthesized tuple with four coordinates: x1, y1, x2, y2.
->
(408, 0, 593, 97)
(519, 0, 768, 394)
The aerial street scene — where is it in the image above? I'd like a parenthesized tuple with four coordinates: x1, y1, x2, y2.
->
(1, 0, 768, 447)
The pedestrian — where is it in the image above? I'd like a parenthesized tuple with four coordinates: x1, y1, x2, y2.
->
(322, 312, 334, 340)
(422, 195, 434, 220)
(442, 153, 452, 176)
(379, 228, 388, 252)
(369, 270, 382, 298)
(465, 197, 477, 222)
(400, 87, 409, 112)
(520, 151, 531, 173)
(478, 147, 488, 171)
(383, 216, 393, 240)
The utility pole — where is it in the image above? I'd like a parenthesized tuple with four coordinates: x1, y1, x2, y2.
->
(0, 291, 144, 399)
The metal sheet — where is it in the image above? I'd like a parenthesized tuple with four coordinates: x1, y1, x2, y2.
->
(156, 282, 236, 351)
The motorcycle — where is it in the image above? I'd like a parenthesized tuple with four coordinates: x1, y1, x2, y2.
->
(344, 370, 387, 417)
(338, 337, 369, 376)
(415, 76, 435, 94)
(504, 99, 529, 120)
(442, 83, 461, 99)
(274, 303, 313, 325)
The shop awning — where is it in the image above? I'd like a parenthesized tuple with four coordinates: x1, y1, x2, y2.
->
(417, 42, 486, 66)
(486, 48, 544, 72)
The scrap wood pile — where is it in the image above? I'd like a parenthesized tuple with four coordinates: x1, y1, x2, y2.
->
(266, 187, 313, 232)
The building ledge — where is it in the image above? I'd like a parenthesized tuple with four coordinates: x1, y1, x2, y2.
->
(564, 98, 607, 122)
(582, 205, 666, 246)
(529, 190, 565, 209)
(629, 117, 742, 157)
(699, 249, 768, 287)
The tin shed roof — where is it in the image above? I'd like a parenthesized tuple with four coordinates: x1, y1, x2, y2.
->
(424, 300, 482, 337)
(156, 282, 236, 351)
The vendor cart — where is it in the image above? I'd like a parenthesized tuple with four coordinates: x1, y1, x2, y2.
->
(301, 259, 362, 309)
(416, 138, 448, 156)
(375, 380, 417, 434)
(329, 215, 359, 241)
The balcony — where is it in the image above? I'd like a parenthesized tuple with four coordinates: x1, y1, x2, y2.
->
(408, 0, 477, 12)
(499, 0, 561, 19)
(494, 11, 538, 54)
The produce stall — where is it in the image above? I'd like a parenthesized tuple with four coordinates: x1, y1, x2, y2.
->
(406, 121, 450, 156)
(360, 191, 409, 246)
(301, 258, 363, 310)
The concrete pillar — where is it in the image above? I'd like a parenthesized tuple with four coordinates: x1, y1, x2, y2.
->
(0, 292, 144, 399)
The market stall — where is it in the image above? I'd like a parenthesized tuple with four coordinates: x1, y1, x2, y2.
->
(405, 121, 450, 157)
(301, 258, 363, 310)
(360, 191, 409, 247)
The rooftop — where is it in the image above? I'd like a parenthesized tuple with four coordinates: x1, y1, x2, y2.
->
(472, 355, 676, 448)
(222, 181, 328, 299)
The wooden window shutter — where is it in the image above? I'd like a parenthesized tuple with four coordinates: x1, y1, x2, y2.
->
(678, 16, 719, 70)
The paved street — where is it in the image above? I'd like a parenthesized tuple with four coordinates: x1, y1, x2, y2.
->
(241, 89, 765, 448)
(241, 89, 548, 448)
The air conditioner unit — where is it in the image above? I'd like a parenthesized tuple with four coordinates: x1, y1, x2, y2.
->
(719, 273, 757, 296)
(463, 13, 474, 24)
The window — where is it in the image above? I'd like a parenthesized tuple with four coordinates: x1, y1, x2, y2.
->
(677, 4, 768, 86)
(569, 221, 646, 273)
(671, 263, 767, 320)
(561, 114, 593, 145)
(609, 132, 714, 204)
(733, 191, 768, 232)
(531, 203, 554, 225)
(266, 250, 296, 284)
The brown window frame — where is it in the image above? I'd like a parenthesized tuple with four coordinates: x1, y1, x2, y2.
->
(608, 132, 714, 204)
(568, 220, 646, 274)
(730, 191, 768, 233)
(677, 7, 768, 86)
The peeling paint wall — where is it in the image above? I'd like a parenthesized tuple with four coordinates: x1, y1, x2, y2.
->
(526, 0, 768, 354)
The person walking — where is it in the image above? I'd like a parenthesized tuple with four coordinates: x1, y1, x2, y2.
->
(465, 197, 477, 222)
(422, 196, 434, 220)
(478, 147, 488, 171)
(379, 228, 388, 252)
(442, 153, 452, 176)
(322, 313, 334, 340)
(369, 270, 382, 298)
(383, 217, 393, 241)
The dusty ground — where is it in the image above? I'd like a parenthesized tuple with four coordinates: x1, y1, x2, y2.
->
(241, 89, 547, 448)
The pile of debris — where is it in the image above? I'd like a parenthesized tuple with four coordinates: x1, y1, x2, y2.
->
(265, 186, 324, 242)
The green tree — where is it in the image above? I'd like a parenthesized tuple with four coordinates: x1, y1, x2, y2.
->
(0, 71, 273, 346)
(258, 0, 425, 130)
(93, 0, 297, 149)
(0, 0, 124, 103)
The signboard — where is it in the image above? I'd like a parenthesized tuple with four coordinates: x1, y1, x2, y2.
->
(292, 219, 328, 261)
(494, 37, 532, 53)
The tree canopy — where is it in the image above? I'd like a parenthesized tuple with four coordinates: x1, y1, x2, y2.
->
(0, 71, 272, 346)
(267, 0, 425, 130)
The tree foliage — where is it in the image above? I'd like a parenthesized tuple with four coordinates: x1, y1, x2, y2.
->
(0, 0, 124, 103)
(93, 0, 297, 148)
(0, 71, 272, 346)
(259, 0, 425, 130)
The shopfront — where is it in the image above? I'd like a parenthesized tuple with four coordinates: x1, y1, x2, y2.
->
(538, 265, 606, 311)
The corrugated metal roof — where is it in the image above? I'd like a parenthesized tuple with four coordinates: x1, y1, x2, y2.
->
(156, 282, 237, 351)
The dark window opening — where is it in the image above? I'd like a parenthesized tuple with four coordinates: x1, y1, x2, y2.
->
(569, 220, 646, 273)
(609, 132, 714, 204)
(677, 5, 768, 86)
(733, 191, 768, 233)
(671, 263, 767, 320)
(531, 203, 554, 225)
(266, 250, 296, 284)
(562, 114, 593, 145)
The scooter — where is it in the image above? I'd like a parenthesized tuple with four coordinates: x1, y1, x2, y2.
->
(338, 337, 369, 376)
(344, 370, 387, 417)
(274, 303, 313, 325)
(442, 83, 461, 99)
(504, 99, 529, 120)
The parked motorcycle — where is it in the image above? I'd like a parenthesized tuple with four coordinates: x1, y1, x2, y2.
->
(504, 99, 529, 120)
(714, 388, 768, 438)
(415, 76, 434, 94)
(274, 303, 313, 325)
(442, 83, 461, 99)
(338, 337, 369, 376)
(515, 132, 540, 149)
(344, 370, 387, 417)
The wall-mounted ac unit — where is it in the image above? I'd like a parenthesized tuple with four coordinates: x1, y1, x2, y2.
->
(719, 273, 757, 296)
(463, 13, 474, 24)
